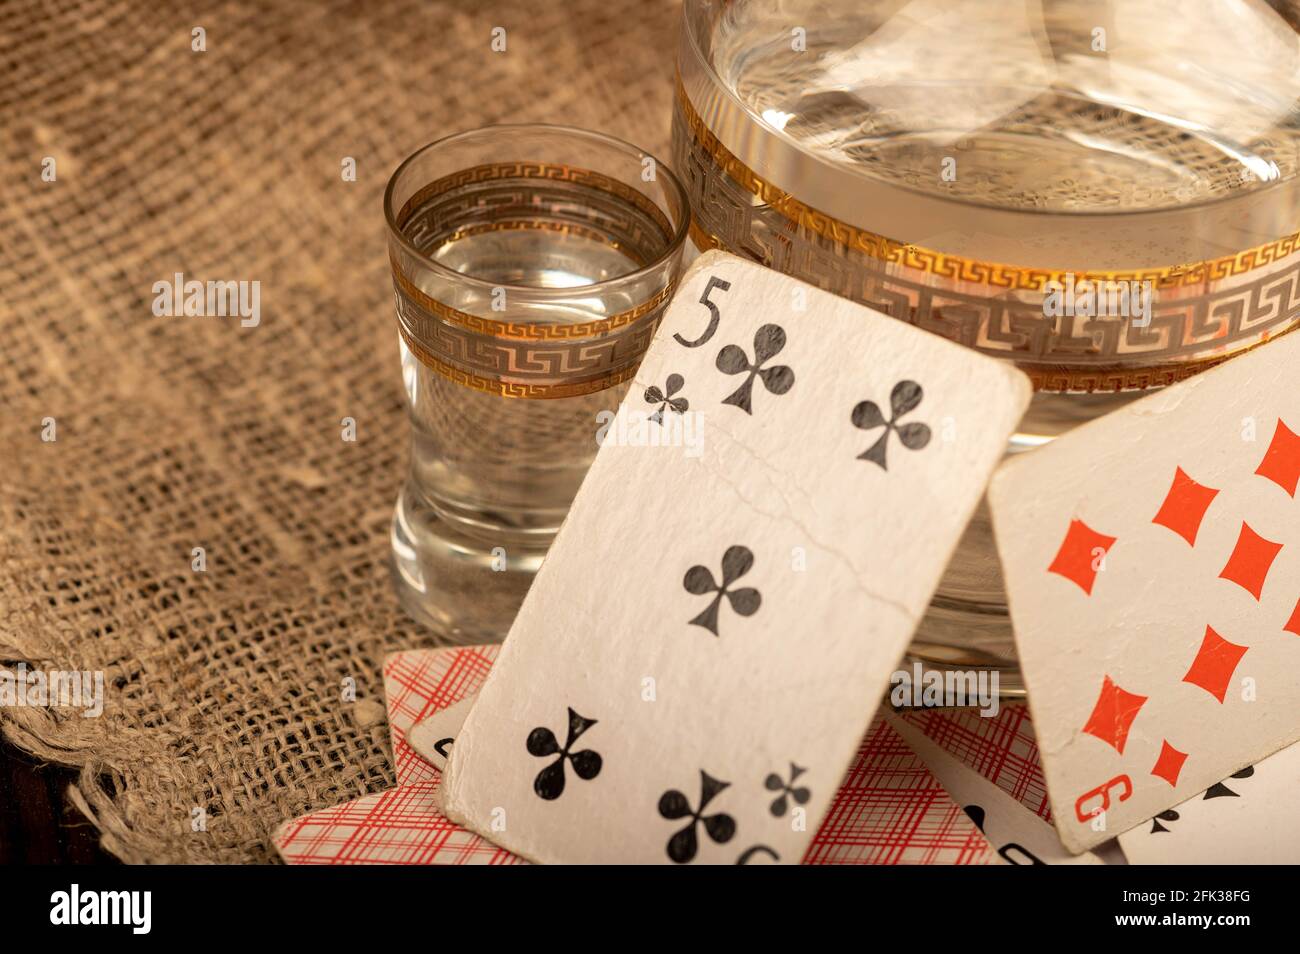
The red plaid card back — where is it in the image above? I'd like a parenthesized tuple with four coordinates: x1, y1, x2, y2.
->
(275, 646, 520, 865)
(278, 648, 1043, 865)
(895, 702, 1051, 822)
(803, 716, 994, 865)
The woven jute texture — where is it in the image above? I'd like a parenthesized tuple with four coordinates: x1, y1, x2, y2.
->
(0, 0, 679, 863)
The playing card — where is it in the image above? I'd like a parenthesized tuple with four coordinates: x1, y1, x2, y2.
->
(1118, 739, 1300, 864)
(273, 646, 519, 865)
(280, 647, 999, 865)
(991, 331, 1300, 853)
(893, 702, 1053, 819)
(885, 711, 1104, 864)
(805, 715, 995, 865)
(408, 695, 478, 771)
(440, 250, 1031, 864)
(415, 695, 1010, 865)
(273, 781, 521, 865)
(384, 646, 496, 786)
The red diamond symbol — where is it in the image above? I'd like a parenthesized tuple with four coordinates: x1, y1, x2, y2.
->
(1218, 521, 1283, 601)
(1151, 740, 1189, 787)
(1081, 675, 1148, 754)
(1285, 597, 1300, 637)
(1151, 466, 1219, 547)
(1047, 518, 1117, 596)
(1181, 625, 1248, 703)
(1255, 418, 1300, 497)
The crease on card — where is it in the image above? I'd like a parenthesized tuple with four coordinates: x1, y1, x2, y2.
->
(695, 415, 918, 624)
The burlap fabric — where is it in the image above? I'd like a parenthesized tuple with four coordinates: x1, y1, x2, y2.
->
(0, 0, 679, 863)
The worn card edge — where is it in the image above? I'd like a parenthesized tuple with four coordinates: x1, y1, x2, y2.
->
(988, 335, 1300, 853)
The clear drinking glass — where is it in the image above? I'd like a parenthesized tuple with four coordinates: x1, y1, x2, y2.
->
(384, 125, 689, 642)
(674, 0, 1300, 688)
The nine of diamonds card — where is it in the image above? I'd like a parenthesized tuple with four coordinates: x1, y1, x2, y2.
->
(991, 331, 1300, 853)
(438, 251, 1030, 864)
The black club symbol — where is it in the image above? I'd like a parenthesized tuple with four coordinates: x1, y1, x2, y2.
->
(658, 770, 737, 863)
(716, 324, 795, 414)
(526, 707, 603, 800)
(851, 380, 932, 470)
(644, 373, 689, 424)
(684, 544, 761, 636)
(764, 762, 811, 817)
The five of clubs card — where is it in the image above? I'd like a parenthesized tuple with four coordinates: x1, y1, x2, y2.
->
(438, 251, 1031, 864)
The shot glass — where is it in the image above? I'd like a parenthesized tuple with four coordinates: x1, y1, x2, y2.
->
(383, 124, 689, 642)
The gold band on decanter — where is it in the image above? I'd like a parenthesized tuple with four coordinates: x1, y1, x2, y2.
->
(673, 76, 1300, 391)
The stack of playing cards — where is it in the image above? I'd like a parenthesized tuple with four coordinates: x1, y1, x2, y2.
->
(279, 645, 1022, 865)
(272, 643, 1091, 865)
(279, 252, 1300, 864)
(275, 643, 1298, 865)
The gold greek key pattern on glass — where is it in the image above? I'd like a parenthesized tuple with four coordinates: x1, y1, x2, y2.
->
(397, 322, 644, 400)
(675, 77, 1300, 292)
(393, 282, 663, 399)
(390, 254, 673, 341)
(674, 83, 1300, 391)
(1025, 322, 1300, 391)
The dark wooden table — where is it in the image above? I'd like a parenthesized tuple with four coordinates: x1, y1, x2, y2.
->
(0, 741, 115, 864)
